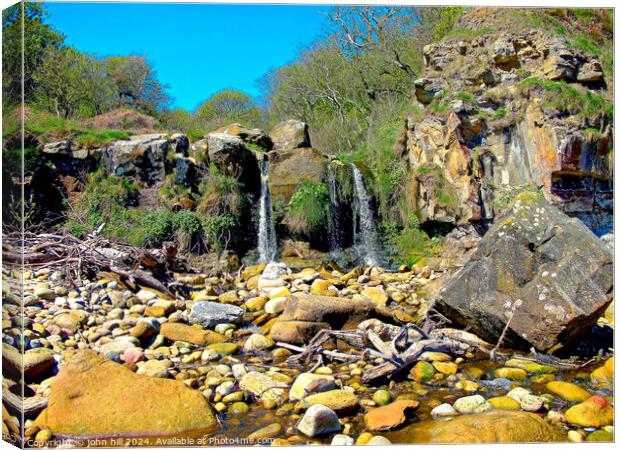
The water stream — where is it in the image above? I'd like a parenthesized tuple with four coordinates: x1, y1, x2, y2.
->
(257, 158, 277, 262)
(326, 164, 343, 252)
(351, 164, 382, 266)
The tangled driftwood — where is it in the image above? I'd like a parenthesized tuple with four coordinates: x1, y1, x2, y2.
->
(276, 322, 490, 384)
(2, 231, 180, 298)
(276, 320, 594, 385)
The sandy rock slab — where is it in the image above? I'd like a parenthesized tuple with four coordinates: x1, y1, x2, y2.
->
(385, 410, 564, 443)
(34, 350, 219, 440)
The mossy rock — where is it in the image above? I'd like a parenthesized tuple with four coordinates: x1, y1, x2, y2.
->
(207, 342, 239, 355)
(488, 396, 521, 410)
(410, 361, 435, 383)
(546, 381, 591, 402)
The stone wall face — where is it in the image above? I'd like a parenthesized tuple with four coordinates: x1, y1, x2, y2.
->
(401, 23, 612, 233)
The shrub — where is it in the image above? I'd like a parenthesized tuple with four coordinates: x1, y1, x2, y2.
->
(197, 164, 246, 217)
(66, 168, 138, 234)
(202, 214, 237, 254)
(125, 209, 175, 248)
(2, 146, 45, 177)
(286, 179, 331, 235)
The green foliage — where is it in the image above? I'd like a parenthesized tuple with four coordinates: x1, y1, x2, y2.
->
(442, 26, 494, 40)
(427, 90, 451, 114)
(197, 164, 246, 217)
(493, 107, 507, 120)
(201, 214, 236, 254)
(260, 5, 470, 153)
(520, 77, 612, 124)
(2, 147, 45, 177)
(3, 3, 169, 120)
(245, 142, 267, 153)
(520, 8, 613, 84)
(415, 165, 439, 175)
(456, 92, 475, 102)
(65, 174, 236, 252)
(66, 168, 138, 233)
(2, 2, 65, 106)
(1, 107, 79, 140)
(32, 46, 118, 119)
(172, 209, 202, 235)
(74, 130, 131, 148)
(159, 90, 265, 139)
(415, 7, 470, 42)
(105, 55, 171, 115)
(125, 209, 174, 248)
(286, 179, 332, 235)
(393, 226, 430, 265)
(566, 35, 600, 55)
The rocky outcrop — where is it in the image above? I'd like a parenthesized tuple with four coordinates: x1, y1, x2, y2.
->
(401, 14, 612, 233)
(433, 192, 613, 352)
(103, 134, 169, 186)
(33, 350, 219, 439)
(269, 119, 310, 150)
(207, 132, 261, 195)
(267, 147, 329, 203)
(215, 123, 273, 149)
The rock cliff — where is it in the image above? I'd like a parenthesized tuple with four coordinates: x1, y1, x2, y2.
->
(398, 9, 612, 235)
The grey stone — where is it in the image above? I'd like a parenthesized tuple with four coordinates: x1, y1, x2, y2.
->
(434, 192, 613, 352)
(296, 404, 341, 437)
(42, 140, 72, 155)
(188, 301, 243, 328)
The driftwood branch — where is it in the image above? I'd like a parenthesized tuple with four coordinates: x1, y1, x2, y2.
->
(2, 231, 180, 298)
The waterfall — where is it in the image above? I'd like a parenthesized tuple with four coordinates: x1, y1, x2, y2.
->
(351, 164, 382, 266)
(257, 158, 277, 262)
(326, 164, 342, 251)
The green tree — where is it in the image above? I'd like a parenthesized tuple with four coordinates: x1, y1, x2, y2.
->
(33, 47, 116, 118)
(2, 1, 65, 106)
(195, 89, 262, 126)
(105, 55, 171, 115)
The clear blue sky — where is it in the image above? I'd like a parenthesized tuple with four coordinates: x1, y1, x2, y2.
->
(45, 2, 330, 111)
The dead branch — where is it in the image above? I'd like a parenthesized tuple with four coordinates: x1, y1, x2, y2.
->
(3, 231, 182, 298)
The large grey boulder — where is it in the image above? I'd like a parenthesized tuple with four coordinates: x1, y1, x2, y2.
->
(207, 133, 260, 194)
(188, 301, 244, 328)
(175, 157, 196, 188)
(269, 120, 310, 150)
(433, 192, 613, 352)
(103, 134, 168, 186)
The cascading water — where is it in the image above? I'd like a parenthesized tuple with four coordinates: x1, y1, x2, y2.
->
(326, 164, 343, 251)
(351, 164, 382, 266)
(257, 158, 277, 262)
